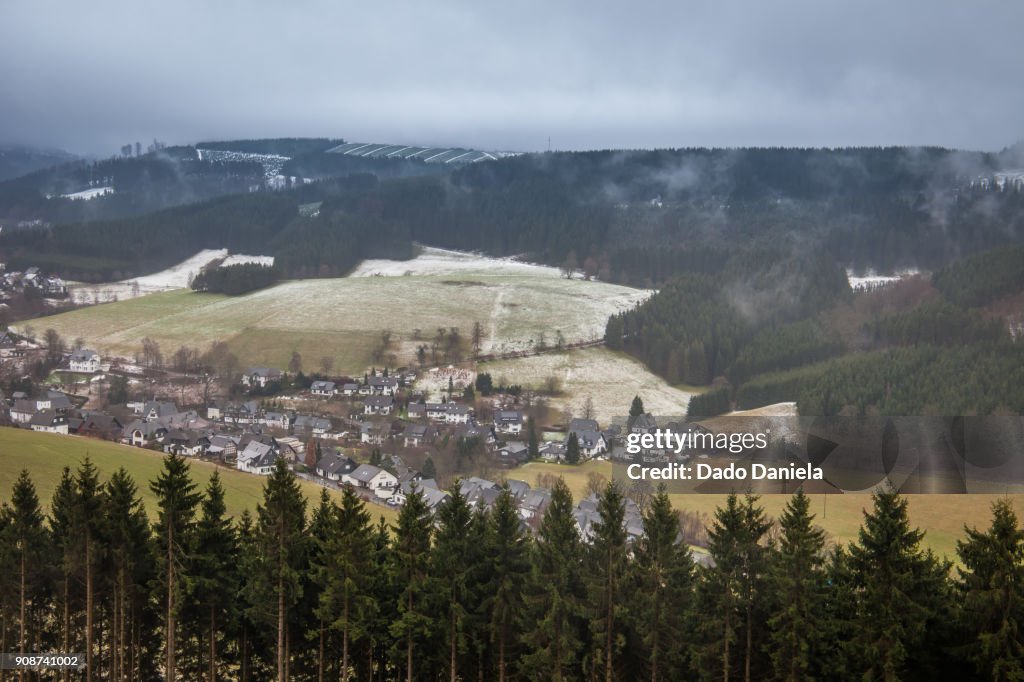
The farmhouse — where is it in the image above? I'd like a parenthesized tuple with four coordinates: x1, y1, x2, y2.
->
(69, 348, 101, 373)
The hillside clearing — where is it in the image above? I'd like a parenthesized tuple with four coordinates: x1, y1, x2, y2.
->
(27, 253, 650, 373)
(479, 347, 695, 423)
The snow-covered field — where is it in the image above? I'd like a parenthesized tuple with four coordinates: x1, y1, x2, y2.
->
(349, 246, 567, 279)
(221, 254, 275, 267)
(38, 250, 652, 373)
(62, 186, 114, 200)
(68, 249, 228, 303)
(479, 347, 694, 423)
(846, 268, 920, 291)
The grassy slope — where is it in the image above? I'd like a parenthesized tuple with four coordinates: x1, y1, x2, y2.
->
(480, 347, 695, 423)
(0, 428, 397, 526)
(23, 272, 646, 374)
(517, 460, 1024, 561)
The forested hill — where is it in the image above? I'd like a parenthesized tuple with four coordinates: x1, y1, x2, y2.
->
(5, 145, 1024, 285)
(610, 243, 1024, 417)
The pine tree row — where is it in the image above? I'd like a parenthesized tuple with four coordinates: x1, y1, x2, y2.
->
(1, 455, 1022, 681)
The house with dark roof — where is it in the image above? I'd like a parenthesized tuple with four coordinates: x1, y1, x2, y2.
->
(162, 429, 210, 457)
(342, 464, 398, 496)
(237, 440, 278, 475)
(403, 423, 437, 448)
(315, 450, 358, 481)
(293, 415, 331, 436)
(311, 380, 337, 397)
(495, 410, 525, 434)
(29, 409, 68, 434)
(364, 395, 395, 416)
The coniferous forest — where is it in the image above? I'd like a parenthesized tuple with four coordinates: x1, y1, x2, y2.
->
(1, 455, 1022, 681)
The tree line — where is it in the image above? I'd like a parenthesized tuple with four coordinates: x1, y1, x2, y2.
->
(2, 455, 1023, 681)
(191, 264, 281, 296)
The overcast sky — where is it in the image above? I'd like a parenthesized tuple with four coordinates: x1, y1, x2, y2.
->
(2, 1, 1022, 156)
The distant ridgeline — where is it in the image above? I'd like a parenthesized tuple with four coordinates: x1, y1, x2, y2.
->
(610, 243, 1024, 418)
(3, 144, 1024, 280)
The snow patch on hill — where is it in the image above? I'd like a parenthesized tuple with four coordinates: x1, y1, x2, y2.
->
(221, 254, 275, 267)
(69, 249, 228, 303)
(349, 246, 564, 279)
(62, 186, 114, 200)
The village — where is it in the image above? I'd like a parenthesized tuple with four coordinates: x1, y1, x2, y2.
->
(0, 331, 723, 543)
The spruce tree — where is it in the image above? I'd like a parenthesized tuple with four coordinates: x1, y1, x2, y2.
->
(566, 432, 580, 465)
(628, 395, 645, 428)
(321, 486, 375, 681)
(633, 485, 694, 681)
(191, 472, 238, 682)
(767, 490, 826, 681)
(484, 488, 530, 682)
(432, 484, 476, 681)
(103, 467, 153, 682)
(520, 478, 585, 681)
(0, 471, 48, 669)
(695, 493, 752, 682)
(252, 458, 307, 681)
(307, 489, 336, 682)
(390, 487, 433, 682)
(75, 457, 105, 682)
(49, 467, 78, 679)
(586, 482, 629, 682)
(151, 454, 202, 682)
(957, 499, 1024, 681)
(846, 488, 953, 680)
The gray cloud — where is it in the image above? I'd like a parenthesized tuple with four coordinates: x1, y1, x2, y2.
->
(1, 0, 1022, 156)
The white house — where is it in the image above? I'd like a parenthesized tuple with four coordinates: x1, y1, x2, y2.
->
(342, 464, 398, 496)
(28, 409, 68, 434)
(242, 367, 283, 388)
(69, 348, 101, 373)
(311, 380, 337, 397)
(236, 441, 278, 475)
(496, 409, 524, 434)
(363, 396, 395, 416)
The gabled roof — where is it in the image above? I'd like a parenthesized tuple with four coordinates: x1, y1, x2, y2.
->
(569, 418, 600, 434)
(29, 409, 63, 426)
(364, 396, 395, 408)
(311, 380, 336, 391)
(349, 463, 389, 483)
(317, 451, 358, 476)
